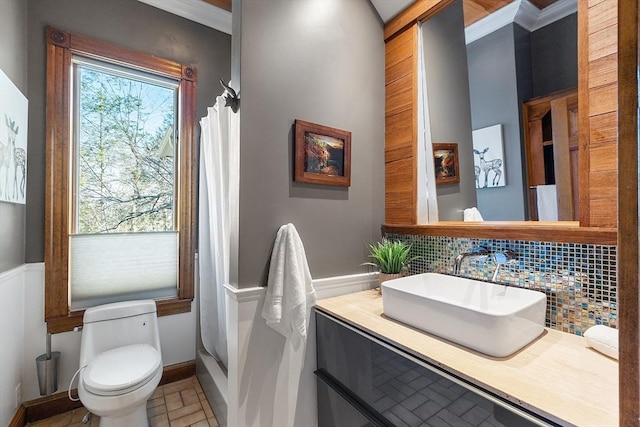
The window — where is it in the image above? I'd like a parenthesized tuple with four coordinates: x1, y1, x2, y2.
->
(45, 26, 197, 332)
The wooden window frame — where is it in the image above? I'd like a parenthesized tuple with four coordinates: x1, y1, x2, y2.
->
(44, 26, 197, 333)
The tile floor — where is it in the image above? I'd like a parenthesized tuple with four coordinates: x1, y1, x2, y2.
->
(27, 376, 219, 427)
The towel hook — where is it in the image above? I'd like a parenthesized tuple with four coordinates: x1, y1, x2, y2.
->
(220, 79, 239, 113)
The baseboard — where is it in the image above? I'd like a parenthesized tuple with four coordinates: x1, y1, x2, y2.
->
(22, 389, 84, 425)
(159, 360, 197, 386)
(18, 360, 196, 425)
(8, 404, 25, 427)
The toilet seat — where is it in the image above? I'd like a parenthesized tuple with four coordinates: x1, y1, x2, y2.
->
(82, 343, 161, 396)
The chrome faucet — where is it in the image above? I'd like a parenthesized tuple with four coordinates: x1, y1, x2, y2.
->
(491, 250, 518, 282)
(452, 247, 490, 275)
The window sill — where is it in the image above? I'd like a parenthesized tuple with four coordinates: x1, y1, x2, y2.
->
(46, 297, 193, 334)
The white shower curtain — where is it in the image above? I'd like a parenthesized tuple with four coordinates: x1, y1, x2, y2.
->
(416, 22, 440, 223)
(198, 96, 237, 368)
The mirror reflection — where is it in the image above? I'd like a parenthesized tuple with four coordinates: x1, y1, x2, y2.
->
(428, 0, 577, 221)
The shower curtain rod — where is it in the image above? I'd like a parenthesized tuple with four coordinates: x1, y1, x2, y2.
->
(219, 78, 239, 113)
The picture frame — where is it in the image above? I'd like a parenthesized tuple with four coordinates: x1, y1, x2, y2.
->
(472, 124, 506, 188)
(433, 143, 460, 185)
(294, 119, 351, 187)
(0, 68, 29, 204)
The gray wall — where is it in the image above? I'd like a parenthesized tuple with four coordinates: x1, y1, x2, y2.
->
(467, 24, 528, 220)
(422, 0, 477, 221)
(531, 13, 577, 98)
(25, 0, 231, 262)
(235, 0, 385, 287)
(0, 0, 27, 273)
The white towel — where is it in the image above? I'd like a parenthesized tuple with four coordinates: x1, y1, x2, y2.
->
(463, 207, 484, 221)
(584, 325, 618, 360)
(536, 185, 558, 221)
(262, 223, 316, 340)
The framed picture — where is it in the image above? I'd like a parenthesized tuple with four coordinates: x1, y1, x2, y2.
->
(433, 143, 460, 185)
(472, 124, 505, 188)
(0, 68, 28, 204)
(294, 119, 351, 187)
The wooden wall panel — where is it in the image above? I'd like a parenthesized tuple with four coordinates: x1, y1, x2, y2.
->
(588, 0, 617, 32)
(589, 112, 617, 144)
(385, 158, 416, 224)
(588, 24, 617, 60)
(589, 170, 618, 196)
(383, 0, 453, 225)
(587, 0, 607, 7)
(588, 54, 617, 88)
(385, 24, 418, 224)
(385, 74, 414, 115)
(385, 109, 413, 162)
(589, 197, 618, 225)
(386, 29, 414, 67)
(589, 144, 617, 171)
(386, 57, 414, 86)
(588, 83, 617, 116)
(386, 158, 415, 192)
(579, 0, 618, 227)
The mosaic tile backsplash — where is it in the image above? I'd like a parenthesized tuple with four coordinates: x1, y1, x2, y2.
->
(385, 234, 617, 336)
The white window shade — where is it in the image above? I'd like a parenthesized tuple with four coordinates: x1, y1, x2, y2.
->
(70, 232, 178, 310)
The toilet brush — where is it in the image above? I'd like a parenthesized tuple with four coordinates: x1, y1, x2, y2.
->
(46, 332, 51, 359)
(36, 333, 61, 395)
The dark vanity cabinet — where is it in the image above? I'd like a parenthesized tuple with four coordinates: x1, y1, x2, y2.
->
(315, 310, 558, 427)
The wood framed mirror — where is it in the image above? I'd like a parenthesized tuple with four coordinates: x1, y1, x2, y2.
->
(382, 0, 618, 244)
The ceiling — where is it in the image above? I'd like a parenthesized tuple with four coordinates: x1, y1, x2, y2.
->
(138, 0, 564, 36)
(369, 0, 561, 26)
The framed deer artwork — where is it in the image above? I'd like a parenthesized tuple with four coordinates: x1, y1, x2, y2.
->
(0, 68, 28, 204)
(472, 124, 505, 189)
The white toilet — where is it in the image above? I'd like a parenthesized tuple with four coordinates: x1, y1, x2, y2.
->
(78, 300, 163, 427)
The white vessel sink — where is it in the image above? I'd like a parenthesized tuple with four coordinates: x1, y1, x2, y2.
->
(381, 273, 546, 357)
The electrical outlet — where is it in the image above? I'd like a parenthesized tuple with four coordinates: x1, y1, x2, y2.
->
(14, 383, 21, 409)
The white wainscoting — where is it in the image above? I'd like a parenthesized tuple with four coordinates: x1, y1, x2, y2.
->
(224, 272, 378, 427)
(0, 264, 26, 427)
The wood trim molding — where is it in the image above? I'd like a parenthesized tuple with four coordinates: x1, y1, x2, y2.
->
(22, 390, 84, 425)
(159, 360, 197, 386)
(202, 0, 231, 12)
(44, 26, 196, 333)
(616, 0, 638, 423)
(18, 361, 196, 425)
(46, 27, 69, 48)
(384, 0, 455, 41)
(383, 222, 617, 245)
(8, 405, 25, 427)
(46, 298, 193, 334)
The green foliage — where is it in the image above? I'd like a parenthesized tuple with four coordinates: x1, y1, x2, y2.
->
(362, 239, 419, 274)
(76, 64, 176, 233)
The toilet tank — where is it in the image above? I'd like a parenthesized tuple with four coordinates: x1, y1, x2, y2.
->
(79, 300, 161, 366)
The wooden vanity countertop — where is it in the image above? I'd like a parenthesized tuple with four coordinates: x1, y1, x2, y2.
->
(315, 290, 618, 427)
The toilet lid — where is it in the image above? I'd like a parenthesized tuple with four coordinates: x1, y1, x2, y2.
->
(83, 343, 161, 396)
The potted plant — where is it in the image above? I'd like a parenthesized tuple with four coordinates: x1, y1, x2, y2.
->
(362, 239, 419, 289)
